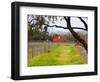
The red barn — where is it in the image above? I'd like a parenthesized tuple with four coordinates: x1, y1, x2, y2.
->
(52, 36, 64, 42)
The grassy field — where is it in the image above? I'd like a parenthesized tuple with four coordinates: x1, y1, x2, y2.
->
(28, 43, 85, 67)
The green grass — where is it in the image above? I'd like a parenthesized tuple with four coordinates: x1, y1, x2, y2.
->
(28, 44, 85, 67)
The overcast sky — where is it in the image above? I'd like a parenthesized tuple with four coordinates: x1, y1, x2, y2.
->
(47, 16, 88, 35)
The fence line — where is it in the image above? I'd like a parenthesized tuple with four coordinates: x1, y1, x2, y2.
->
(28, 42, 63, 60)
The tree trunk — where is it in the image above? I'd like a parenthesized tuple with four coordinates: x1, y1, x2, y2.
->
(64, 16, 87, 51)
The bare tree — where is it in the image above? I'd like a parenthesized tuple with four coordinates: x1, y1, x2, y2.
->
(64, 17, 87, 51)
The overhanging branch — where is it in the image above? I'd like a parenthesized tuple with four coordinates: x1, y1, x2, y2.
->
(44, 24, 87, 31)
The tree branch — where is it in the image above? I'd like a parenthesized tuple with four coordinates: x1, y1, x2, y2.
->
(78, 17, 88, 31)
(44, 24, 87, 31)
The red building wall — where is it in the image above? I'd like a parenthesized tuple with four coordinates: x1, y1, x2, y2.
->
(52, 36, 64, 42)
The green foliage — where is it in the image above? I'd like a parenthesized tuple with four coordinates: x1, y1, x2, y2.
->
(28, 29, 48, 41)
